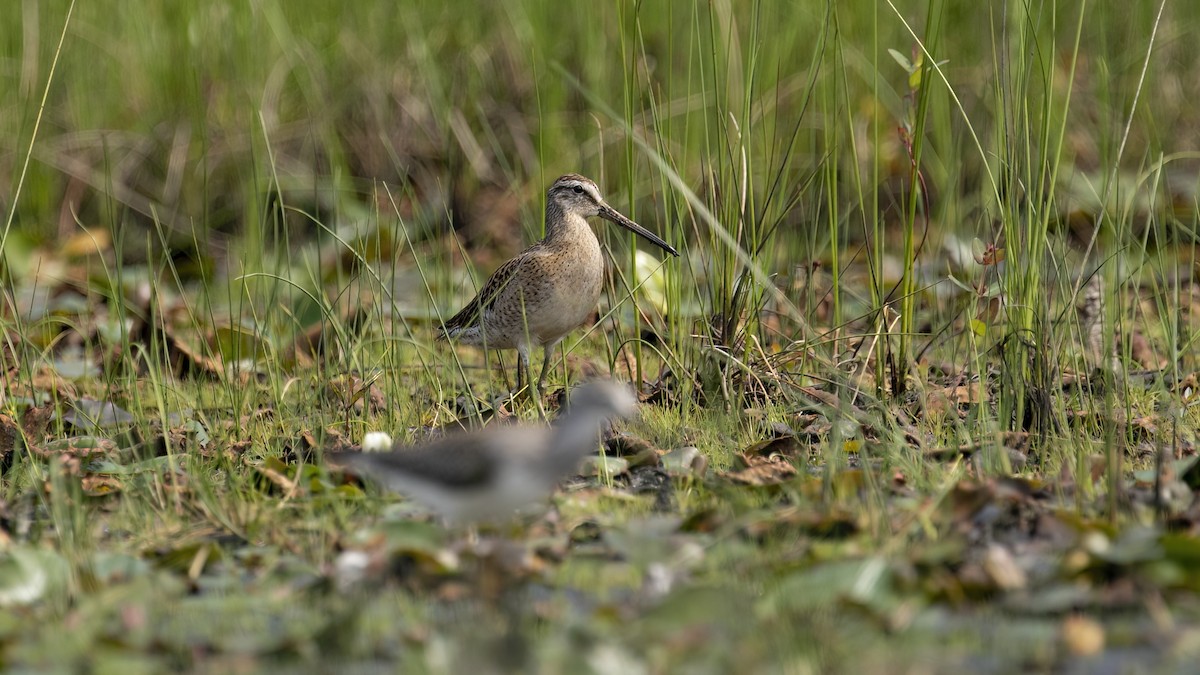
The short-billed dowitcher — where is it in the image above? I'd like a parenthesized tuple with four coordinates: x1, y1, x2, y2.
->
(438, 174, 678, 392)
(339, 380, 638, 523)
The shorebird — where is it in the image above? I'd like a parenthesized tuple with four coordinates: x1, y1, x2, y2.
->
(438, 174, 678, 393)
(338, 380, 638, 523)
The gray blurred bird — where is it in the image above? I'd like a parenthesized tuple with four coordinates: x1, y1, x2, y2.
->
(339, 380, 638, 523)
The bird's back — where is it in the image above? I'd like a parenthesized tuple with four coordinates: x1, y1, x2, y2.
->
(438, 235, 602, 349)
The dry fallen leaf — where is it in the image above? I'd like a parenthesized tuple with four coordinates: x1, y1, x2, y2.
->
(163, 329, 225, 378)
(81, 475, 124, 496)
(1178, 373, 1198, 403)
(982, 544, 1026, 591)
(255, 458, 298, 493)
(742, 434, 802, 460)
(1129, 331, 1167, 370)
(721, 452, 797, 486)
(605, 432, 661, 468)
(62, 227, 112, 258)
(29, 367, 78, 401)
(0, 414, 21, 464)
(20, 403, 54, 444)
(39, 436, 120, 460)
(1060, 614, 1105, 657)
(325, 374, 387, 414)
(661, 446, 708, 478)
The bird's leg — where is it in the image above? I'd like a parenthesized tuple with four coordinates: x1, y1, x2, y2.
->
(537, 338, 563, 392)
(514, 345, 531, 400)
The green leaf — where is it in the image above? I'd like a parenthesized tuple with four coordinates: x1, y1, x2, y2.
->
(0, 548, 69, 607)
(887, 48, 912, 72)
(909, 50, 925, 89)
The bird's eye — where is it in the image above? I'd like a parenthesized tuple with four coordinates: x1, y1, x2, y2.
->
(572, 186, 584, 194)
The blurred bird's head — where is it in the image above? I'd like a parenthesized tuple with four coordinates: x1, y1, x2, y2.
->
(561, 379, 639, 421)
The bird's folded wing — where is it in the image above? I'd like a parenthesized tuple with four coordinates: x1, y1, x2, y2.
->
(439, 250, 536, 334)
(340, 440, 496, 488)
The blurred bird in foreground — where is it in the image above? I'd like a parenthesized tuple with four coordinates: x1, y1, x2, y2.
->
(338, 380, 638, 524)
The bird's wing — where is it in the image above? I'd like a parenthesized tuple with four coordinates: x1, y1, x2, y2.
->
(339, 425, 551, 488)
(341, 435, 496, 488)
(437, 249, 539, 336)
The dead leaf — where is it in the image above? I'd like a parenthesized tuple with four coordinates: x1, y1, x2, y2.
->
(927, 381, 986, 418)
(255, 458, 298, 493)
(925, 431, 1030, 469)
(40, 436, 119, 459)
(1179, 373, 1198, 403)
(279, 302, 366, 369)
(81, 475, 123, 496)
(0, 414, 21, 464)
(163, 329, 225, 378)
(1060, 614, 1105, 656)
(20, 403, 54, 444)
(1129, 415, 1158, 438)
(975, 296, 1002, 324)
(564, 354, 605, 380)
(605, 433, 661, 468)
(971, 239, 1005, 266)
(325, 374, 387, 414)
(743, 506, 858, 539)
(946, 382, 985, 405)
(742, 434, 802, 459)
(1130, 331, 1167, 370)
(721, 452, 796, 486)
(661, 446, 708, 478)
(982, 544, 1026, 591)
(62, 227, 111, 258)
(29, 367, 78, 401)
(580, 455, 630, 479)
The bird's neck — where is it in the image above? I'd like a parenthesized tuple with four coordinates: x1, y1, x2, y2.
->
(543, 204, 594, 247)
(542, 410, 606, 476)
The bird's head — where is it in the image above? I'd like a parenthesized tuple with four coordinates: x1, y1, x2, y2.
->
(547, 174, 678, 256)
(562, 379, 639, 421)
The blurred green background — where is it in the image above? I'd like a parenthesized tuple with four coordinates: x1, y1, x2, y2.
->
(2, 0, 1198, 412)
(6, 1, 1195, 260)
(3, 3, 1200, 672)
